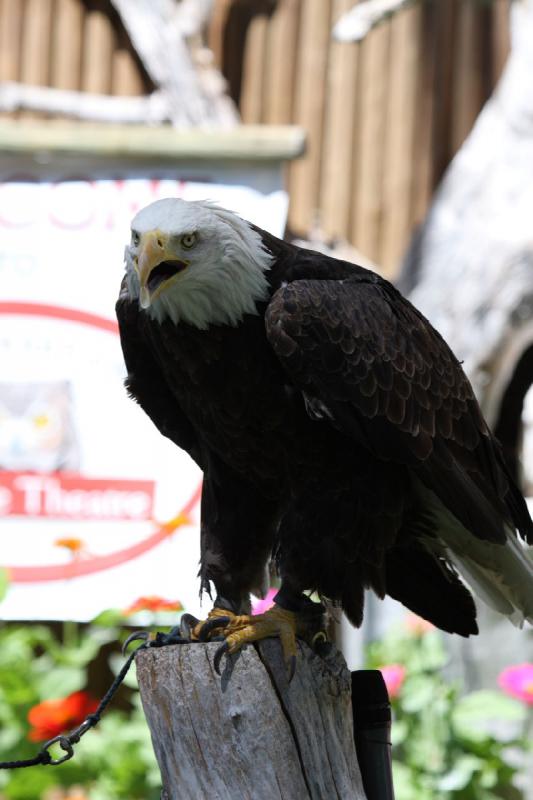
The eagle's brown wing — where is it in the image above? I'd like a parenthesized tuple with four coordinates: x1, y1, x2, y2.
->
(265, 275, 533, 546)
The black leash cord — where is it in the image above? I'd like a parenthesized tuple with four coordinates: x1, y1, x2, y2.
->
(0, 639, 147, 769)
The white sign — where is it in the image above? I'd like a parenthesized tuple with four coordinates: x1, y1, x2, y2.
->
(0, 174, 287, 620)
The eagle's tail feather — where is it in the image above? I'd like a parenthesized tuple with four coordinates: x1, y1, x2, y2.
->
(416, 480, 533, 626)
(446, 529, 533, 627)
(383, 544, 478, 636)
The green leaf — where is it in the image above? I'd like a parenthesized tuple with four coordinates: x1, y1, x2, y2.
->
(0, 568, 10, 603)
(392, 760, 428, 800)
(400, 675, 437, 713)
(391, 719, 408, 745)
(436, 755, 482, 791)
(108, 653, 138, 689)
(36, 665, 86, 699)
(91, 608, 125, 627)
(452, 690, 527, 743)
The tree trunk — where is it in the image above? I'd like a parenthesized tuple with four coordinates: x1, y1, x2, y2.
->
(399, 0, 533, 420)
(397, 5, 533, 796)
(136, 640, 367, 800)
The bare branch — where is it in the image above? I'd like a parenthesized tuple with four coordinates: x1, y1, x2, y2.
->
(333, 0, 418, 42)
(110, 0, 238, 128)
(175, 0, 215, 38)
(0, 82, 169, 123)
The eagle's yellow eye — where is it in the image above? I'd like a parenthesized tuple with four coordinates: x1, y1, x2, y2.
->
(131, 230, 140, 247)
(181, 232, 197, 249)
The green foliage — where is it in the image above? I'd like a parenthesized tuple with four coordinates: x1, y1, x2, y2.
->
(0, 621, 160, 800)
(366, 623, 532, 800)
(0, 599, 530, 799)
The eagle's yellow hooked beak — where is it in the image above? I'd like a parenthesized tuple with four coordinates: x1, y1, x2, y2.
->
(136, 230, 189, 309)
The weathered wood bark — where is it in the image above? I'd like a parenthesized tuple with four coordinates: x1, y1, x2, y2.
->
(136, 640, 367, 800)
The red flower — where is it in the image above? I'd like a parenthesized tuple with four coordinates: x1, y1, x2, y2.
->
(27, 691, 98, 742)
(380, 664, 406, 699)
(498, 663, 533, 705)
(123, 595, 184, 616)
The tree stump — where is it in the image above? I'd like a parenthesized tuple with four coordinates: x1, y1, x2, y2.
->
(136, 639, 367, 800)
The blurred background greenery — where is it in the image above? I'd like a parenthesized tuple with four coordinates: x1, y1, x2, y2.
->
(0, 571, 530, 800)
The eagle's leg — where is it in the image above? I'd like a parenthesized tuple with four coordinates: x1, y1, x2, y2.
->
(213, 586, 328, 679)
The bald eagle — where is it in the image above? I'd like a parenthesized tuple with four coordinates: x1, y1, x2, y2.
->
(116, 198, 533, 671)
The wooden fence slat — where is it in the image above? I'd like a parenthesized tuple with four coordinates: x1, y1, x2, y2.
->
(321, 0, 360, 240)
(51, 0, 83, 91)
(21, 0, 53, 87)
(0, 0, 22, 82)
(209, 0, 234, 71)
(451, 0, 485, 153)
(82, 5, 114, 95)
(289, 0, 333, 234)
(240, 12, 269, 124)
(350, 21, 390, 263)
(431, 0, 457, 188)
(19, 0, 53, 121)
(492, 0, 511, 85)
(264, 0, 301, 125)
(380, 5, 420, 275)
(410, 1, 435, 227)
(112, 36, 145, 96)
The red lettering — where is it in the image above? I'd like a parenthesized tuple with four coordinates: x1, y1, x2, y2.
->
(0, 472, 154, 521)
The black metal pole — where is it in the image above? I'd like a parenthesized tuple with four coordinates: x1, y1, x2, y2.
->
(351, 670, 396, 800)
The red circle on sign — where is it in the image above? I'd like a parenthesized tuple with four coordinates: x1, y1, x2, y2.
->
(0, 301, 201, 582)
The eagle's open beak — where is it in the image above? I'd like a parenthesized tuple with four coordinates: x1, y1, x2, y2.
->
(137, 230, 189, 309)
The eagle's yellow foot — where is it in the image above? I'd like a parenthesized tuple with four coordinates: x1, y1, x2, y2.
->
(213, 603, 328, 681)
(180, 607, 237, 642)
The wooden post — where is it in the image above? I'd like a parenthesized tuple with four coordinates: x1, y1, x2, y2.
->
(136, 639, 367, 800)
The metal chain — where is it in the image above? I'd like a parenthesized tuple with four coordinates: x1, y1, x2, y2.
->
(0, 631, 161, 770)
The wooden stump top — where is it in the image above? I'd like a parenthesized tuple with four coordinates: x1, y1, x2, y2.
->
(136, 639, 367, 800)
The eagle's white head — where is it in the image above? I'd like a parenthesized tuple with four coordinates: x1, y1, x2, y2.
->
(124, 198, 274, 329)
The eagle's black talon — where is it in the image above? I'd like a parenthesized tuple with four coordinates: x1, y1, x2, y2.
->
(213, 641, 229, 675)
(180, 613, 200, 640)
(311, 630, 330, 656)
(199, 616, 231, 642)
(287, 655, 297, 684)
(122, 630, 150, 655)
(152, 627, 188, 647)
(314, 639, 333, 658)
(166, 624, 186, 644)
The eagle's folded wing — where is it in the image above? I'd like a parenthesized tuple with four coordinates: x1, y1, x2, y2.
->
(265, 276, 533, 547)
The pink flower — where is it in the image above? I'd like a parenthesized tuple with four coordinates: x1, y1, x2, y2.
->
(498, 663, 533, 705)
(405, 614, 435, 635)
(252, 587, 277, 615)
(380, 664, 406, 699)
